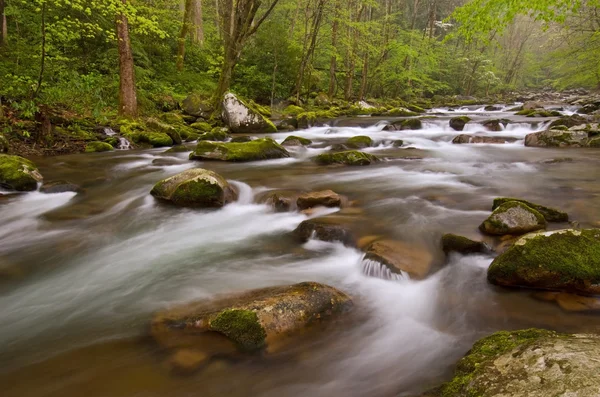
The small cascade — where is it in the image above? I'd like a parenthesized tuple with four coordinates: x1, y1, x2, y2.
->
(361, 258, 406, 281)
(230, 181, 254, 204)
(102, 127, 131, 150)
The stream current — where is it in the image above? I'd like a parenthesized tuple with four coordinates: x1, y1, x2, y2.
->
(2, 106, 600, 396)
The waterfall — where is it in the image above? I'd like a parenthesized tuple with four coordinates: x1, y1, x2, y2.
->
(361, 258, 406, 281)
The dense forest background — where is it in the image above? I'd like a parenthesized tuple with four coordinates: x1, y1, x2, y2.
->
(0, 0, 598, 119)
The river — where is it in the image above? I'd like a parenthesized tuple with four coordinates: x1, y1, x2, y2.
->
(2, 106, 600, 396)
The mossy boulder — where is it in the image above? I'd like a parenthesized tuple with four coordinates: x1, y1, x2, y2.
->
(449, 116, 471, 131)
(198, 128, 230, 142)
(297, 190, 344, 210)
(230, 135, 253, 143)
(182, 94, 213, 118)
(150, 168, 238, 208)
(0, 154, 43, 191)
(281, 135, 312, 147)
(189, 138, 289, 162)
(282, 105, 304, 116)
(452, 135, 510, 144)
(492, 198, 568, 222)
(435, 329, 600, 397)
(146, 118, 183, 145)
(394, 118, 423, 130)
(85, 141, 114, 153)
(387, 107, 418, 117)
(441, 234, 489, 255)
(479, 201, 546, 236)
(364, 240, 433, 279)
(297, 110, 338, 128)
(314, 151, 378, 166)
(151, 282, 352, 354)
(549, 114, 588, 129)
(488, 229, 600, 294)
(345, 135, 373, 149)
(159, 112, 186, 126)
(524, 129, 592, 147)
(190, 121, 213, 132)
(221, 93, 277, 134)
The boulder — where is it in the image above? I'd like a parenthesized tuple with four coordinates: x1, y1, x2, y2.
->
(449, 116, 471, 131)
(492, 198, 568, 222)
(364, 240, 433, 279)
(488, 229, 600, 295)
(525, 128, 599, 148)
(146, 118, 182, 145)
(221, 93, 277, 134)
(437, 329, 600, 397)
(182, 94, 213, 118)
(523, 101, 544, 110)
(150, 168, 238, 208)
(479, 201, 546, 236)
(190, 121, 212, 132)
(151, 282, 352, 353)
(452, 135, 511, 144)
(482, 119, 505, 132)
(0, 154, 43, 191)
(441, 234, 489, 255)
(256, 190, 299, 212)
(394, 118, 423, 130)
(198, 128, 230, 142)
(293, 215, 358, 246)
(85, 141, 114, 152)
(549, 114, 588, 129)
(230, 135, 253, 143)
(387, 108, 418, 117)
(40, 180, 81, 194)
(189, 138, 289, 162)
(297, 190, 344, 210)
(345, 135, 373, 149)
(281, 135, 312, 147)
(314, 151, 378, 166)
(484, 105, 502, 111)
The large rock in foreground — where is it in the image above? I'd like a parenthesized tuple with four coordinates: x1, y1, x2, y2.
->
(488, 229, 600, 295)
(314, 151, 378, 166)
(492, 197, 568, 222)
(479, 201, 546, 236)
(221, 93, 276, 134)
(436, 329, 600, 397)
(150, 168, 237, 207)
(189, 138, 289, 162)
(0, 154, 43, 191)
(151, 282, 352, 353)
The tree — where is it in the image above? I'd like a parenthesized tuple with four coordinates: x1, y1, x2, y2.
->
(212, 0, 281, 111)
(177, 0, 204, 72)
(116, 0, 137, 116)
(0, 0, 6, 47)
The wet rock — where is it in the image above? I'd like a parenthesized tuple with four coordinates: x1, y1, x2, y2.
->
(549, 114, 588, 129)
(182, 94, 213, 118)
(189, 138, 289, 162)
(190, 121, 212, 132)
(492, 197, 568, 222)
(452, 135, 511, 144)
(449, 116, 471, 131)
(345, 135, 373, 149)
(40, 180, 81, 194)
(256, 190, 299, 212)
(275, 118, 298, 131)
(479, 201, 546, 236)
(0, 154, 43, 191)
(296, 190, 344, 210)
(198, 128, 230, 142)
(230, 135, 253, 143)
(152, 158, 184, 166)
(168, 349, 210, 374)
(387, 108, 418, 117)
(481, 119, 505, 132)
(314, 151, 378, 166)
(151, 282, 352, 353)
(150, 168, 238, 208)
(524, 129, 591, 147)
(221, 93, 277, 134)
(281, 135, 312, 147)
(293, 215, 358, 246)
(365, 240, 434, 279)
(484, 105, 502, 111)
(164, 145, 192, 153)
(392, 140, 404, 147)
(85, 141, 114, 152)
(488, 229, 600, 294)
(441, 234, 489, 255)
(390, 118, 423, 130)
(523, 101, 544, 110)
(533, 291, 600, 312)
(437, 329, 600, 397)
(146, 118, 183, 145)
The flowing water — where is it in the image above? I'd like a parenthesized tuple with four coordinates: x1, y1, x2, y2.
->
(2, 107, 600, 397)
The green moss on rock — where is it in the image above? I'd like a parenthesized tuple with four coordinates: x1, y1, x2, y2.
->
(314, 151, 378, 166)
(441, 234, 488, 255)
(190, 121, 213, 132)
(488, 229, 600, 294)
(492, 197, 568, 222)
(198, 128, 230, 142)
(388, 108, 418, 117)
(281, 135, 312, 146)
(450, 116, 471, 131)
(189, 138, 290, 162)
(0, 154, 43, 191)
(479, 201, 546, 236)
(282, 105, 304, 116)
(346, 135, 373, 149)
(85, 141, 114, 153)
(209, 309, 267, 352)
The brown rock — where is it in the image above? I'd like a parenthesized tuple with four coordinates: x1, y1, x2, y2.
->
(296, 190, 344, 210)
(168, 349, 210, 374)
(365, 240, 434, 279)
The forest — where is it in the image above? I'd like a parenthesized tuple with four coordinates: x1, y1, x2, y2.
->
(0, 0, 598, 123)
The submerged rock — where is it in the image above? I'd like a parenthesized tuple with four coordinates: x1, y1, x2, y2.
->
(452, 135, 512, 144)
(479, 201, 546, 236)
(488, 229, 600, 294)
(189, 138, 289, 162)
(449, 116, 471, 131)
(314, 151, 378, 166)
(436, 329, 600, 397)
(441, 234, 489, 255)
(492, 197, 568, 222)
(151, 282, 352, 354)
(255, 190, 299, 212)
(345, 135, 373, 149)
(0, 154, 43, 191)
(533, 291, 600, 312)
(150, 168, 237, 208)
(40, 180, 81, 194)
(296, 190, 344, 210)
(281, 135, 312, 147)
(293, 215, 359, 246)
(221, 93, 276, 134)
(364, 240, 433, 279)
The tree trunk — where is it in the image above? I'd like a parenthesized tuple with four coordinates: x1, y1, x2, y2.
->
(33, 3, 46, 99)
(116, 0, 137, 117)
(0, 0, 6, 47)
(177, 0, 193, 71)
(328, 2, 338, 98)
(295, 0, 324, 102)
(214, 52, 236, 111)
(191, 0, 204, 45)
